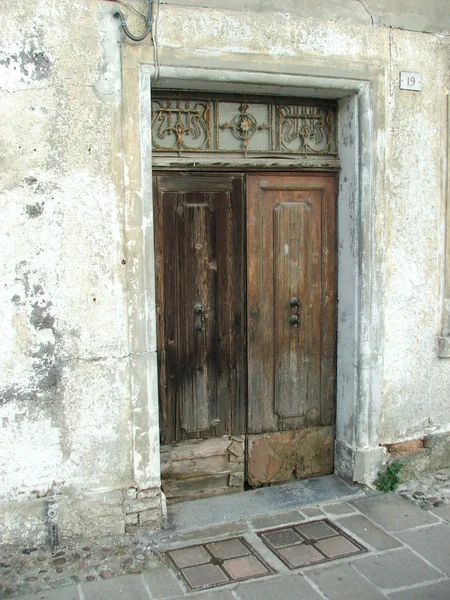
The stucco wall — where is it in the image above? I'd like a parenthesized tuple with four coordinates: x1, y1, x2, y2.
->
(382, 30, 450, 442)
(1, 0, 449, 539)
(0, 0, 132, 507)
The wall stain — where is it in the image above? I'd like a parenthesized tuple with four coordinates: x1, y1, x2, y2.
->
(1, 265, 62, 408)
(0, 47, 52, 80)
(25, 201, 45, 219)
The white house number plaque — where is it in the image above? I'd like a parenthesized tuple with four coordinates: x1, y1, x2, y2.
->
(399, 72, 422, 91)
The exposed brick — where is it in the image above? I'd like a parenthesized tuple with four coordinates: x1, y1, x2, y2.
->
(125, 487, 137, 500)
(71, 491, 123, 508)
(123, 497, 160, 514)
(138, 509, 161, 524)
(124, 513, 139, 525)
(387, 439, 425, 457)
(125, 522, 159, 534)
(136, 487, 159, 499)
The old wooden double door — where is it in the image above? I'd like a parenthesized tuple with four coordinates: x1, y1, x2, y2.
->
(154, 172, 337, 502)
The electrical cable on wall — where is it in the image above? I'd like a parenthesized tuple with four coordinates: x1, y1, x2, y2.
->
(104, 0, 161, 84)
(105, 0, 154, 42)
(152, 0, 161, 85)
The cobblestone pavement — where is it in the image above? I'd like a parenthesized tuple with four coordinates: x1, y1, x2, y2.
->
(0, 534, 162, 598)
(2, 487, 450, 600)
(397, 467, 450, 510)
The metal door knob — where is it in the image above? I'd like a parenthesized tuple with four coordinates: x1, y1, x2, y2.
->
(289, 315, 299, 326)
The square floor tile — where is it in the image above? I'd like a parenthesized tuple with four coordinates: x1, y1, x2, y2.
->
(165, 537, 275, 590)
(207, 538, 250, 560)
(257, 519, 366, 570)
(183, 563, 229, 588)
(315, 535, 361, 558)
(223, 555, 270, 579)
(295, 520, 337, 540)
(168, 545, 211, 568)
(277, 543, 325, 568)
(261, 528, 303, 548)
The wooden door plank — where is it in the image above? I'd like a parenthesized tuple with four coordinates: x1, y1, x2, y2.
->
(273, 199, 321, 426)
(247, 175, 278, 433)
(320, 177, 338, 426)
(153, 174, 246, 445)
(247, 173, 337, 436)
(247, 427, 334, 486)
(161, 435, 244, 462)
(177, 198, 215, 434)
(160, 435, 245, 502)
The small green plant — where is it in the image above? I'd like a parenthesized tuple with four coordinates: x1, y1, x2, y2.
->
(374, 461, 403, 492)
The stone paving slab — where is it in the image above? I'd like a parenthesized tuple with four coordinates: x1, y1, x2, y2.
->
(9, 586, 80, 600)
(9, 490, 450, 600)
(168, 475, 359, 532)
(350, 493, 440, 531)
(186, 591, 235, 600)
(141, 567, 185, 599)
(396, 524, 450, 576)
(306, 562, 386, 599)
(81, 574, 149, 600)
(301, 507, 326, 519)
(234, 573, 323, 599)
(387, 580, 450, 600)
(250, 510, 304, 530)
(152, 521, 250, 548)
(337, 513, 403, 551)
(352, 548, 443, 591)
(321, 502, 357, 516)
(430, 503, 450, 522)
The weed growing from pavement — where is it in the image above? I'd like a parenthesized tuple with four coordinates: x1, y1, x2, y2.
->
(374, 461, 403, 492)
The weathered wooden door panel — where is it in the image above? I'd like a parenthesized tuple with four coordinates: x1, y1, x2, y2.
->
(155, 171, 337, 499)
(153, 174, 246, 446)
(273, 199, 322, 427)
(247, 173, 337, 485)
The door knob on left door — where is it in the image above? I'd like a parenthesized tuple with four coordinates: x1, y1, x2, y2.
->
(194, 304, 205, 334)
(289, 315, 299, 326)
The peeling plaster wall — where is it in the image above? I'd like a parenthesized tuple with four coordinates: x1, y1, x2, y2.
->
(382, 30, 450, 442)
(1, 0, 450, 539)
(162, 0, 450, 35)
(0, 0, 132, 515)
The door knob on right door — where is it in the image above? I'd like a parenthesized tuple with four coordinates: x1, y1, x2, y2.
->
(289, 314, 299, 327)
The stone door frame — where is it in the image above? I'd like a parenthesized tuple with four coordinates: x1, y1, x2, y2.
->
(117, 54, 387, 493)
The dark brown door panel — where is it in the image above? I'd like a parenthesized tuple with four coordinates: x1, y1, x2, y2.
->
(153, 173, 246, 445)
